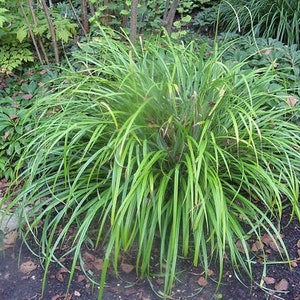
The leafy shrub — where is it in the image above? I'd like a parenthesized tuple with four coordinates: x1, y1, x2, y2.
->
(0, 67, 58, 179)
(0, 42, 34, 74)
(6, 30, 300, 297)
(219, 0, 300, 46)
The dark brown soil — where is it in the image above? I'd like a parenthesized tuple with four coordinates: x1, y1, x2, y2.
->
(1, 210, 300, 300)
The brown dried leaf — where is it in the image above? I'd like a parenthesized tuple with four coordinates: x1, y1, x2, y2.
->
(121, 263, 135, 274)
(207, 269, 214, 276)
(235, 240, 246, 253)
(11, 103, 20, 108)
(263, 276, 276, 284)
(262, 49, 271, 55)
(19, 260, 37, 273)
(83, 251, 96, 262)
(77, 274, 86, 283)
(286, 96, 298, 107)
(197, 276, 208, 286)
(3, 130, 10, 141)
(251, 240, 264, 252)
(82, 252, 103, 271)
(10, 114, 18, 121)
(55, 267, 68, 282)
(261, 233, 273, 246)
(291, 261, 298, 268)
(91, 258, 103, 271)
(4, 230, 18, 246)
(56, 272, 64, 282)
(269, 241, 283, 253)
(22, 93, 33, 100)
(274, 279, 289, 291)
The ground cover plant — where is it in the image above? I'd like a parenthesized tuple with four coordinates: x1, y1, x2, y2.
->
(2, 28, 300, 299)
(219, 0, 300, 47)
(0, 67, 59, 180)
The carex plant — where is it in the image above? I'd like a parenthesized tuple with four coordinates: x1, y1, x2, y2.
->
(4, 29, 300, 298)
(219, 0, 300, 47)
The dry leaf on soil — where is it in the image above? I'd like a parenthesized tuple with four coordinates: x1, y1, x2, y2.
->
(274, 279, 289, 291)
(291, 261, 298, 268)
(235, 240, 246, 253)
(3, 230, 18, 246)
(83, 251, 103, 271)
(197, 276, 208, 286)
(77, 274, 86, 283)
(121, 263, 135, 274)
(19, 260, 37, 273)
(263, 276, 276, 284)
(251, 240, 264, 252)
(261, 233, 283, 253)
(55, 268, 68, 282)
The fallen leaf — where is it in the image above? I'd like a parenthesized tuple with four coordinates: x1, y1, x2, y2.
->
(286, 96, 298, 107)
(22, 93, 33, 100)
(263, 276, 276, 284)
(56, 272, 64, 282)
(297, 239, 300, 248)
(251, 240, 264, 252)
(297, 249, 300, 257)
(235, 240, 246, 253)
(291, 261, 298, 268)
(121, 263, 135, 273)
(4, 230, 18, 246)
(19, 260, 37, 273)
(207, 269, 214, 276)
(3, 130, 10, 140)
(269, 241, 283, 253)
(92, 258, 103, 271)
(262, 49, 271, 55)
(55, 267, 69, 282)
(9, 114, 18, 121)
(197, 276, 208, 286)
(11, 103, 20, 108)
(274, 279, 289, 291)
(83, 251, 103, 271)
(261, 233, 272, 246)
(77, 274, 86, 283)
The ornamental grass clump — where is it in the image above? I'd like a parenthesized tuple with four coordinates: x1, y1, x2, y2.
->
(219, 0, 300, 47)
(5, 31, 300, 298)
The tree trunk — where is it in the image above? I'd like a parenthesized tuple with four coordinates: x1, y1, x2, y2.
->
(81, 0, 89, 34)
(129, 0, 139, 44)
(165, 0, 179, 34)
(28, 0, 49, 64)
(18, 0, 43, 64)
(41, 0, 60, 63)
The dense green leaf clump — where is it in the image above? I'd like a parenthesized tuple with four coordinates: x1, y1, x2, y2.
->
(6, 31, 300, 298)
(219, 0, 300, 46)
